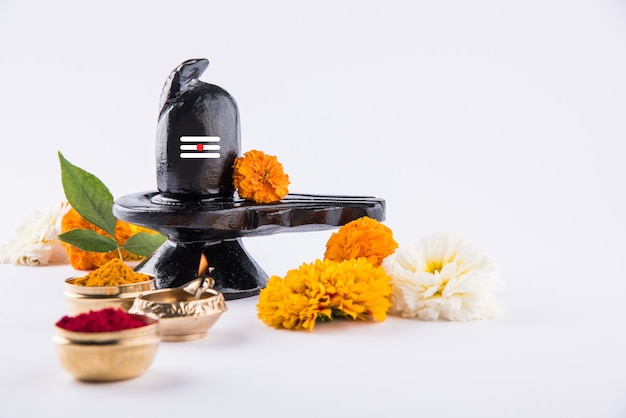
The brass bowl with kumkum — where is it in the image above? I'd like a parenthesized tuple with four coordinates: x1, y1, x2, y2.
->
(54, 310, 160, 382)
(64, 258, 155, 315)
(129, 278, 227, 342)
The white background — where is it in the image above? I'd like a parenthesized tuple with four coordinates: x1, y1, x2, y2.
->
(1, 1, 625, 417)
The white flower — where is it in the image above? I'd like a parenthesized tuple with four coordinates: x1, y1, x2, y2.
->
(381, 232, 503, 321)
(0, 202, 70, 266)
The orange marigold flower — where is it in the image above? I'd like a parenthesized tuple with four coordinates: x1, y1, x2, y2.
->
(232, 150, 290, 203)
(60, 207, 152, 270)
(324, 216, 398, 267)
(257, 258, 392, 331)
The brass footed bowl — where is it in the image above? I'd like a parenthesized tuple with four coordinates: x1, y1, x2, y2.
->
(129, 286, 227, 342)
(54, 315, 159, 382)
(64, 276, 155, 315)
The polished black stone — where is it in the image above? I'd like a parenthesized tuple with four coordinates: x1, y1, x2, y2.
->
(114, 193, 385, 299)
(113, 58, 387, 300)
(156, 58, 239, 198)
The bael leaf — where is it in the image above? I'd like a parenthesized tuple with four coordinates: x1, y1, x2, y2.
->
(58, 229, 119, 253)
(122, 232, 168, 257)
(58, 151, 118, 240)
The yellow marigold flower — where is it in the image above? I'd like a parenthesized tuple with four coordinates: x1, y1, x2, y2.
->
(60, 207, 152, 270)
(232, 150, 290, 203)
(257, 258, 392, 331)
(324, 216, 398, 267)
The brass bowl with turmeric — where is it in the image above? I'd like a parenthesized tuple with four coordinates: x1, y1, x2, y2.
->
(64, 258, 155, 315)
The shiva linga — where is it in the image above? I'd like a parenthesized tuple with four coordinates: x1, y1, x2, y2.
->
(113, 58, 386, 300)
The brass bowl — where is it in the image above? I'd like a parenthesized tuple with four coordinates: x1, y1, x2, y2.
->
(53, 315, 159, 382)
(129, 284, 227, 342)
(64, 276, 155, 315)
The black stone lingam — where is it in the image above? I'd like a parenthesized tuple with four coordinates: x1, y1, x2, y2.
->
(113, 58, 386, 300)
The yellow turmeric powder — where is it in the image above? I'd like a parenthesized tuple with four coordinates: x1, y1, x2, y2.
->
(73, 258, 152, 287)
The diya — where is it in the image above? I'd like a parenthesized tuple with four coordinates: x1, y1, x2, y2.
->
(113, 58, 386, 300)
(129, 277, 227, 342)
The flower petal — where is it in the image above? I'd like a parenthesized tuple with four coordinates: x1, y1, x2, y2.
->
(382, 232, 503, 321)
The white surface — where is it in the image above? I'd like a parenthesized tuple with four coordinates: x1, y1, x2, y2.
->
(1, 1, 626, 417)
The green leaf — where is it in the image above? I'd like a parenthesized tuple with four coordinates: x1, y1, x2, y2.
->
(122, 232, 167, 257)
(58, 229, 119, 253)
(58, 151, 118, 240)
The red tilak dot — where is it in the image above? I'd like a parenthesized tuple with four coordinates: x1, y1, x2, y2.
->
(197, 143, 204, 152)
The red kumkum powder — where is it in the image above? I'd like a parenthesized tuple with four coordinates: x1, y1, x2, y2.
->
(55, 308, 148, 332)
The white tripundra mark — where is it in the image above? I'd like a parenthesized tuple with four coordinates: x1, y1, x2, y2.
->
(179, 136, 221, 159)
